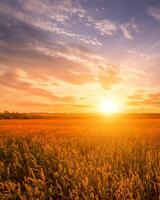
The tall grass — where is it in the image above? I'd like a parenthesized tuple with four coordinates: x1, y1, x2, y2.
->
(0, 118, 160, 199)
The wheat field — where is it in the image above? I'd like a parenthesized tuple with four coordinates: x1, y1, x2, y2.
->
(0, 117, 160, 199)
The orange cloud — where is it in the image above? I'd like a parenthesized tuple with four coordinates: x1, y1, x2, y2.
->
(99, 65, 122, 90)
(0, 69, 76, 103)
(127, 91, 160, 111)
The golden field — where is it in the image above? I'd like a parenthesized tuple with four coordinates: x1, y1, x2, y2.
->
(0, 117, 160, 199)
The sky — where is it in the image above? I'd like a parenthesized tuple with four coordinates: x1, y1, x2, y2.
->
(0, 0, 160, 113)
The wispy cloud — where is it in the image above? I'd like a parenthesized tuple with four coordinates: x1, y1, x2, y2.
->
(94, 19, 117, 36)
(127, 90, 160, 109)
(89, 16, 137, 39)
(98, 65, 122, 90)
(0, 68, 76, 103)
(148, 6, 160, 22)
(0, 0, 102, 47)
(120, 19, 138, 39)
(0, 0, 159, 112)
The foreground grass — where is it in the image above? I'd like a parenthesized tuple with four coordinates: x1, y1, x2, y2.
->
(0, 118, 160, 199)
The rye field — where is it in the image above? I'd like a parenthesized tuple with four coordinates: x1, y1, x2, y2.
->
(0, 116, 160, 199)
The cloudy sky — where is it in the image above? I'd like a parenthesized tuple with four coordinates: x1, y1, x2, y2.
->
(0, 0, 160, 113)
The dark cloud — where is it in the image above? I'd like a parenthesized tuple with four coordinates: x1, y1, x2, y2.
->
(0, 0, 22, 11)
(0, 12, 49, 46)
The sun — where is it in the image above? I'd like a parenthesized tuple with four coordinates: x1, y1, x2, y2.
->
(98, 99, 121, 113)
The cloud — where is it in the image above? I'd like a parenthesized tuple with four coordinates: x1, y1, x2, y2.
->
(0, 0, 86, 23)
(127, 50, 150, 59)
(0, 8, 106, 87)
(0, 0, 102, 47)
(0, 40, 99, 85)
(98, 65, 122, 90)
(120, 19, 138, 39)
(21, 0, 87, 19)
(127, 91, 160, 107)
(94, 19, 117, 36)
(0, 68, 76, 103)
(144, 93, 160, 105)
(88, 16, 137, 39)
(1, 101, 93, 113)
(0, 12, 48, 46)
(148, 6, 160, 22)
(0, 0, 139, 113)
(0, 0, 138, 56)
(127, 91, 146, 106)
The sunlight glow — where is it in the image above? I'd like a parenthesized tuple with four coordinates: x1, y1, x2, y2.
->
(98, 99, 122, 113)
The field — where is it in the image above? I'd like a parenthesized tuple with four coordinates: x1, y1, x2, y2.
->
(0, 117, 160, 199)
